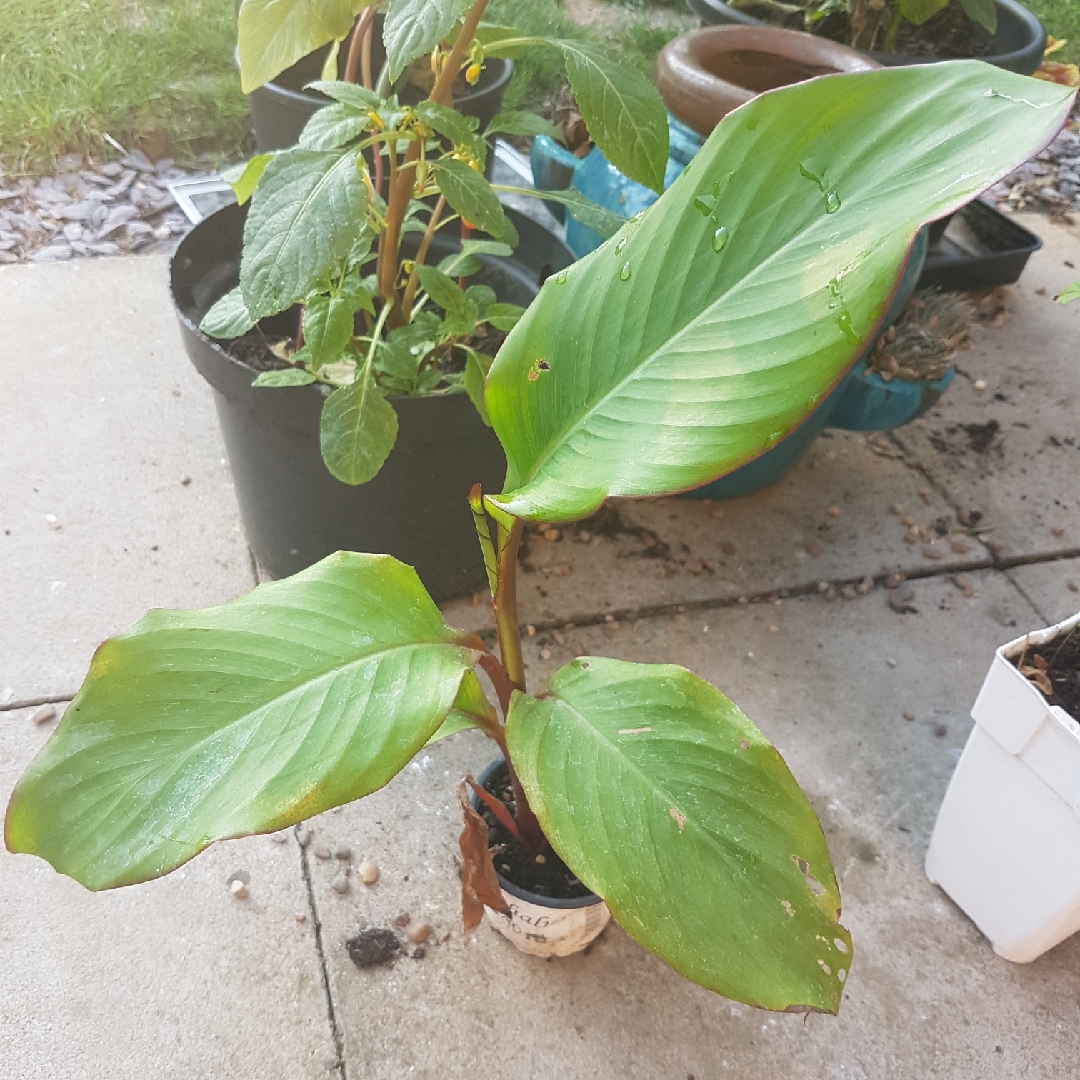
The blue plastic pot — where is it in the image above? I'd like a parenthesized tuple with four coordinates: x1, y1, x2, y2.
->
(564, 115, 703, 257)
(529, 137, 579, 222)
(827, 358, 955, 432)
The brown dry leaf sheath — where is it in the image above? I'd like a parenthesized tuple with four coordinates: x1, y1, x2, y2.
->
(457, 780, 511, 935)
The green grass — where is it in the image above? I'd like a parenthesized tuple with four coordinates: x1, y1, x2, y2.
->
(1025, 0, 1080, 66)
(0, 0, 250, 174)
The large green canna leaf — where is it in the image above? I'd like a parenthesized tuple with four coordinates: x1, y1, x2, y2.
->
(238, 0, 370, 93)
(485, 63, 1075, 522)
(505, 657, 850, 1013)
(4, 554, 479, 890)
(240, 147, 367, 320)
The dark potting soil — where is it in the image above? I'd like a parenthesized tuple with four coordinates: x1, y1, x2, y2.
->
(346, 928, 401, 969)
(1013, 627, 1080, 718)
(742, 1, 993, 61)
(479, 762, 593, 901)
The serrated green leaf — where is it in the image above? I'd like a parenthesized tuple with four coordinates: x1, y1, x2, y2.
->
(483, 302, 524, 331)
(437, 252, 483, 277)
(485, 111, 561, 141)
(384, 0, 472, 82)
(222, 154, 275, 206)
(252, 367, 318, 386)
(432, 159, 506, 237)
(240, 147, 367, 320)
(200, 286, 256, 339)
(319, 361, 399, 484)
(1055, 278, 1080, 304)
(517, 186, 627, 240)
(303, 293, 355, 368)
(463, 346, 493, 426)
(959, 0, 997, 32)
(4, 553, 479, 889)
(426, 670, 496, 745)
(377, 312, 442, 385)
(305, 80, 382, 110)
(898, 0, 951, 24)
(416, 264, 467, 314)
(462, 239, 515, 258)
(415, 101, 486, 161)
(555, 40, 668, 194)
(465, 284, 497, 311)
(506, 657, 850, 1012)
(299, 102, 371, 150)
(238, 0, 369, 93)
(486, 63, 1075, 522)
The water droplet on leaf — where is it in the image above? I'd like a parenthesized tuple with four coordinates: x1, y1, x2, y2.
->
(836, 312, 858, 343)
(825, 191, 841, 213)
(712, 226, 729, 252)
(615, 238, 627, 255)
(620, 262, 632, 281)
(555, 271, 567, 285)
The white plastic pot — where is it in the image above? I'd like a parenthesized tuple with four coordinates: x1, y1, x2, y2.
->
(485, 888, 611, 958)
(925, 610, 1080, 962)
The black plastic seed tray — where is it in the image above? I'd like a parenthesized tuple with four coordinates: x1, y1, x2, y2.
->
(917, 199, 1042, 291)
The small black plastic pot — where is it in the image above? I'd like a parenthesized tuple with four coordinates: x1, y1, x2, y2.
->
(247, 16, 513, 157)
(169, 202, 572, 601)
(684, 0, 1046, 75)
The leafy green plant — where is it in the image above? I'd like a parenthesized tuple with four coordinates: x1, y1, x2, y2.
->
(5, 61, 1074, 1014)
(729, 0, 997, 53)
(206, 0, 665, 484)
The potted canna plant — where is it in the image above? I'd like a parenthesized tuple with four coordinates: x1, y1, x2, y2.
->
(178, 0, 663, 596)
(7, 63, 1074, 1015)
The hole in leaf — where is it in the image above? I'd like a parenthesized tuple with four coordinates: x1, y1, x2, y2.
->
(834, 938, 848, 954)
(793, 856, 827, 896)
(669, 807, 687, 831)
(837, 968, 846, 982)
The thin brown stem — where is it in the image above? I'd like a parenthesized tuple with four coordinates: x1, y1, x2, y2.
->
(430, 0, 490, 107)
(494, 520, 526, 691)
(343, 5, 377, 85)
(361, 13, 374, 89)
(402, 195, 446, 319)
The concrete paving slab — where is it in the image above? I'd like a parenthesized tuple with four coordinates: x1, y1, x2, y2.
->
(892, 215, 1080, 561)
(0, 256, 251, 701)
(1, 708, 337, 1080)
(1006, 556, 1080, 627)
(310, 568, 1078, 1079)
(443, 429, 989, 633)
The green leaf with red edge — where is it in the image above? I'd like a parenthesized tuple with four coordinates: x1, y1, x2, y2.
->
(505, 657, 850, 1013)
(5, 554, 480, 890)
(485, 63, 1075, 522)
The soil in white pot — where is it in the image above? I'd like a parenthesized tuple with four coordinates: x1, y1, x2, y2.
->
(1013, 625, 1080, 715)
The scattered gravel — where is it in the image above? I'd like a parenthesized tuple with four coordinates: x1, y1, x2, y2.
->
(0, 149, 215, 264)
(358, 860, 380, 885)
(992, 114, 1080, 219)
(30, 704, 56, 724)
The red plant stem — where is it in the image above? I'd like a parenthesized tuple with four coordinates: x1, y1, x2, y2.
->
(401, 195, 446, 320)
(343, 5, 376, 85)
(465, 774, 525, 846)
(476, 651, 515, 719)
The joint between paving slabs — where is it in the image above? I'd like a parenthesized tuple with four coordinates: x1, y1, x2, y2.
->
(298, 826, 348, 1080)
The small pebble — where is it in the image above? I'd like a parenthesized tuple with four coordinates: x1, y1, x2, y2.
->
(738, 596, 748, 605)
(1068, 581, 1079, 593)
(45, 514, 61, 530)
(886, 658, 897, 668)
(31, 704, 57, 724)
(950, 537, 970, 554)
(988, 540, 1003, 557)
(922, 545, 943, 560)
(902, 516, 915, 527)
(394, 911, 411, 927)
(294, 912, 307, 923)
(358, 860, 380, 885)
(856, 576, 872, 595)
(973, 379, 987, 392)
(230, 879, 249, 900)
(1052, 526, 1066, 537)
(540, 648, 552, 660)
(816, 581, 829, 593)
(709, 507, 725, 518)
(903, 711, 915, 721)
(180, 475, 191, 486)
(826, 506, 840, 517)
(313, 844, 331, 860)
(604, 613, 614, 623)
(271, 832, 288, 843)
(769, 623, 780, 631)
(535, 853, 547, 864)
(806, 540, 823, 557)
(526, 624, 535, 635)
(954, 573, 975, 598)
(333, 844, 352, 861)
(542, 528, 559, 541)
(884, 572, 906, 589)
(412, 946, 427, 960)
(406, 922, 433, 944)
(840, 585, 856, 601)
(889, 504, 903, 515)
(746, 651, 755, 660)
(934, 723, 948, 738)
(578, 530, 591, 542)
(331, 873, 350, 894)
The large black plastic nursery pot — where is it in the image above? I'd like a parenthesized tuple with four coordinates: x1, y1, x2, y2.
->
(170, 203, 572, 602)
(247, 16, 513, 154)
(684, 0, 1046, 75)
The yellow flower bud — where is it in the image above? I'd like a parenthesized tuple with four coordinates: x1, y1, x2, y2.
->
(465, 63, 482, 85)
